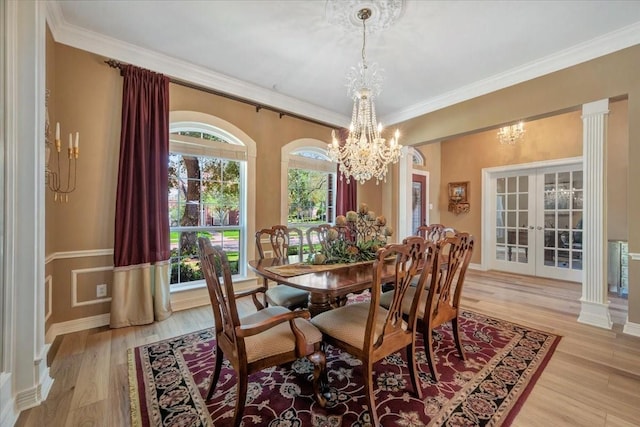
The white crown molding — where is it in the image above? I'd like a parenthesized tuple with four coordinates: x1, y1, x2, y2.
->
(44, 1, 347, 128)
(623, 319, 640, 337)
(382, 21, 640, 125)
(45, 248, 114, 264)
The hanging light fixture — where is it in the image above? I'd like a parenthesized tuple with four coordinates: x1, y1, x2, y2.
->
(328, 8, 402, 185)
(497, 122, 525, 145)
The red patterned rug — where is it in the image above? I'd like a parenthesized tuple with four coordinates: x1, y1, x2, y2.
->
(129, 310, 559, 426)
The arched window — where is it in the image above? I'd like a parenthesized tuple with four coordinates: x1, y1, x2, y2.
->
(281, 139, 336, 242)
(169, 112, 256, 288)
(413, 149, 425, 166)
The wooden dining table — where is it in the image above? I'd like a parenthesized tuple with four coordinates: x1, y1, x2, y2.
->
(248, 257, 400, 316)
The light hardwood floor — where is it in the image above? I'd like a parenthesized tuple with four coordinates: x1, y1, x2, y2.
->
(15, 270, 640, 426)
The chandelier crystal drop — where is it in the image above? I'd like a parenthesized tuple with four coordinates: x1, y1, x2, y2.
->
(497, 122, 525, 145)
(328, 8, 402, 185)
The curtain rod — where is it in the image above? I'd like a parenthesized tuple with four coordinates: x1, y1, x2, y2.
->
(104, 59, 335, 129)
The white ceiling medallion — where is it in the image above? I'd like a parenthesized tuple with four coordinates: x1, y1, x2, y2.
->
(325, 0, 405, 33)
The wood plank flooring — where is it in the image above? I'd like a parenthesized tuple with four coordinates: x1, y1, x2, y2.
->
(15, 270, 640, 426)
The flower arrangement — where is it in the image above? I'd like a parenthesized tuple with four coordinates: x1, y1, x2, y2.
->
(309, 203, 393, 264)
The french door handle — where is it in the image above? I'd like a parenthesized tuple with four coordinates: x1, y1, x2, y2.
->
(528, 226, 534, 230)
(536, 226, 543, 230)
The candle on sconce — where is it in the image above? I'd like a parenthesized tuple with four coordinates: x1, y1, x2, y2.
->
(75, 132, 79, 149)
(55, 122, 60, 141)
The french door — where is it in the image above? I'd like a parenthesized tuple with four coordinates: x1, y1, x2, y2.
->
(489, 163, 583, 282)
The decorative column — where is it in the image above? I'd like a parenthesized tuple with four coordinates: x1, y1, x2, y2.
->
(578, 99, 612, 329)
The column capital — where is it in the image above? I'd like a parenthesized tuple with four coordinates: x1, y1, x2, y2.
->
(582, 98, 610, 117)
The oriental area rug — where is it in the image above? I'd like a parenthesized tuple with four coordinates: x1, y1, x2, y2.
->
(128, 310, 559, 426)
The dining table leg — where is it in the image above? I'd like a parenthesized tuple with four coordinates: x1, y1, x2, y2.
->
(308, 293, 333, 317)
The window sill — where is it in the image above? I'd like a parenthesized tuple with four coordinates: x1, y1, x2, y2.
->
(170, 275, 259, 294)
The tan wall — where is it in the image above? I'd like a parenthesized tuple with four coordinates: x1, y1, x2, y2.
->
(434, 101, 627, 265)
(607, 100, 629, 241)
(45, 43, 340, 325)
(439, 110, 583, 263)
(399, 45, 640, 323)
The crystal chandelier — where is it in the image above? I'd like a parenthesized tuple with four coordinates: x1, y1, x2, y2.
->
(497, 122, 525, 145)
(328, 8, 402, 185)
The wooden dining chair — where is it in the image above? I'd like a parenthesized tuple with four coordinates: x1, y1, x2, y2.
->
(379, 233, 474, 381)
(416, 223, 455, 242)
(255, 225, 310, 309)
(420, 233, 474, 381)
(197, 237, 326, 427)
(305, 223, 332, 254)
(311, 237, 437, 427)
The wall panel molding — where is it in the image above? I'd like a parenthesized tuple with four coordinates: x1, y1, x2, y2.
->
(45, 275, 52, 322)
(70, 266, 113, 307)
(45, 248, 114, 264)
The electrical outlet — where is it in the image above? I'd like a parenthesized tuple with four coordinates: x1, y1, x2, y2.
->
(96, 283, 107, 298)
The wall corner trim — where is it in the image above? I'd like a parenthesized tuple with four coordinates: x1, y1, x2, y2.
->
(623, 319, 640, 337)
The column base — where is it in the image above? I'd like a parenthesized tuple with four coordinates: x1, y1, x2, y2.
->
(578, 299, 613, 329)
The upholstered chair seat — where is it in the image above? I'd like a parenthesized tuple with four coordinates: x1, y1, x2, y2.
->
(256, 225, 310, 310)
(379, 286, 427, 319)
(265, 285, 309, 310)
(241, 306, 322, 362)
(311, 302, 407, 351)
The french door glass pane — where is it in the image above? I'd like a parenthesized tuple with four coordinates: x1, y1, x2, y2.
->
(542, 171, 583, 271)
(496, 173, 529, 264)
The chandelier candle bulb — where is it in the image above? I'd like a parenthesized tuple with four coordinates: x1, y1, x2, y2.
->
(75, 132, 79, 149)
(68, 133, 73, 150)
(55, 122, 60, 141)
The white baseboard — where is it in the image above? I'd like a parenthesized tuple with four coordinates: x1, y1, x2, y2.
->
(623, 318, 640, 337)
(0, 373, 17, 427)
(468, 263, 484, 271)
(45, 313, 111, 343)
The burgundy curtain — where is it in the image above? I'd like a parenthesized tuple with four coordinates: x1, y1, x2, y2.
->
(114, 65, 170, 266)
(335, 128, 357, 215)
(111, 64, 171, 328)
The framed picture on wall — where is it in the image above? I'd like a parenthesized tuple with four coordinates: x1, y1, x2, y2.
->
(448, 181, 470, 214)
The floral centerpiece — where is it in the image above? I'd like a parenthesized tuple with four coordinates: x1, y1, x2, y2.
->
(309, 203, 393, 264)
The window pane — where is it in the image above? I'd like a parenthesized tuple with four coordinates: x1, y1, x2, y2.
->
(169, 141, 244, 287)
(288, 168, 331, 225)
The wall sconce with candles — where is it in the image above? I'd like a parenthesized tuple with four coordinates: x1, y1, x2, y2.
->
(45, 89, 79, 202)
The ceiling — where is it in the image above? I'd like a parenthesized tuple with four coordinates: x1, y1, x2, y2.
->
(49, 1, 640, 127)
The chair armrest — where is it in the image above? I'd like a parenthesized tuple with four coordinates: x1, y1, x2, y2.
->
(235, 309, 311, 338)
(234, 286, 267, 311)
